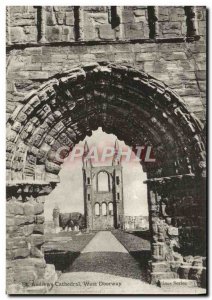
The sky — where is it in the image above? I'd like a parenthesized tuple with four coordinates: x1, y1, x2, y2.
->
(44, 128, 148, 220)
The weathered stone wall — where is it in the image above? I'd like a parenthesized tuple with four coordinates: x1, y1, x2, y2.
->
(6, 195, 57, 293)
(7, 6, 206, 42)
(6, 6, 207, 293)
(7, 41, 206, 122)
(7, 6, 206, 123)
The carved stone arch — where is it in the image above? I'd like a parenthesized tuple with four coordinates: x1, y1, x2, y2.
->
(6, 62, 205, 187)
(6, 62, 206, 287)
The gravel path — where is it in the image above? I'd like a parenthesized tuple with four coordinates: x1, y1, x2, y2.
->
(82, 231, 128, 253)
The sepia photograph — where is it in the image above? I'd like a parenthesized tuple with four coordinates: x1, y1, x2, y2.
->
(5, 5, 207, 295)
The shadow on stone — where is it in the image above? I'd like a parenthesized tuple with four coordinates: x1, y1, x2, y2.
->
(44, 250, 81, 272)
(43, 231, 95, 272)
(129, 230, 151, 241)
(129, 250, 151, 282)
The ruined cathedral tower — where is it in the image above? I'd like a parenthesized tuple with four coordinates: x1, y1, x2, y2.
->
(82, 140, 124, 230)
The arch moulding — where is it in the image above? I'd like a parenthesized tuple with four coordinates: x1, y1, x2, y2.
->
(6, 62, 206, 290)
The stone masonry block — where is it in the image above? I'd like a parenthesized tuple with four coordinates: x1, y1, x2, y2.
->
(7, 217, 16, 227)
(122, 9, 134, 23)
(34, 203, 44, 215)
(35, 215, 45, 224)
(14, 269, 38, 284)
(33, 224, 44, 234)
(28, 71, 50, 80)
(7, 237, 28, 250)
(151, 271, 178, 285)
(65, 12, 74, 25)
(10, 257, 46, 268)
(80, 54, 96, 62)
(51, 54, 67, 63)
(7, 247, 30, 260)
(10, 12, 36, 27)
(196, 70, 206, 81)
(30, 246, 44, 258)
(84, 25, 97, 40)
(178, 265, 191, 279)
(10, 6, 30, 14)
(15, 215, 34, 226)
(30, 234, 45, 247)
(90, 12, 108, 24)
(7, 201, 24, 215)
(23, 203, 34, 215)
(10, 27, 25, 43)
(98, 24, 115, 40)
(136, 52, 158, 61)
(151, 262, 170, 273)
(125, 23, 145, 39)
(114, 52, 135, 63)
(31, 55, 51, 64)
(21, 224, 35, 236)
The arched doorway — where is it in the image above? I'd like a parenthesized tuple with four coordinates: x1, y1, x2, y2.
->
(44, 127, 148, 232)
(6, 62, 206, 286)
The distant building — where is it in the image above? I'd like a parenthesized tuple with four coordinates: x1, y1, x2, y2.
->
(122, 215, 149, 231)
(82, 140, 124, 230)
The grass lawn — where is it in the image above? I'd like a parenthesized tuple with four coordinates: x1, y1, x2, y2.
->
(43, 231, 95, 272)
(112, 229, 151, 252)
(112, 230, 151, 282)
(68, 252, 144, 280)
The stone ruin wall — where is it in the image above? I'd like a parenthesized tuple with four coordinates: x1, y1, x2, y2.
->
(6, 6, 207, 293)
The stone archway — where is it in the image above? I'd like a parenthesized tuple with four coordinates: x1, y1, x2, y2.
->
(6, 62, 206, 290)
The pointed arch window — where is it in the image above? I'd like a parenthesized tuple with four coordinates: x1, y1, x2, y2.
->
(108, 202, 114, 216)
(102, 203, 107, 216)
(97, 171, 110, 192)
(95, 203, 100, 216)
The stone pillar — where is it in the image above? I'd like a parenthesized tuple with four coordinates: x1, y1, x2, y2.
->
(37, 6, 47, 43)
(52, 205, 60, 234)
(147, 184, 180, 284)
(146, 174, 206, 287)
(184, 6, 199, 40)
(6, 186, 57, 294)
